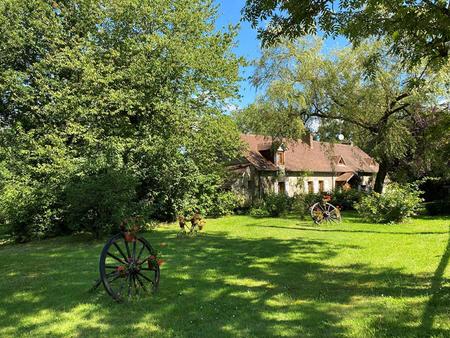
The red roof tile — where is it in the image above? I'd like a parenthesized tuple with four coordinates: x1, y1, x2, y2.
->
(240, 134, 378, 173)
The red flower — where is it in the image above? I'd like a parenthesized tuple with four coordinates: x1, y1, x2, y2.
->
(124, 233, 136, 242)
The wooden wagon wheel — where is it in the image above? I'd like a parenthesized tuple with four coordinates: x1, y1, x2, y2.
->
(310, 202, 341, 224)
(99, 233, 160, 301)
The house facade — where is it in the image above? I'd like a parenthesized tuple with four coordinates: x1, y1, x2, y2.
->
(230, 134, 379, 199)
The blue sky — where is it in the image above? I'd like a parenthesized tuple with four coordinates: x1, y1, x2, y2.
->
(214, 0, 349, 110)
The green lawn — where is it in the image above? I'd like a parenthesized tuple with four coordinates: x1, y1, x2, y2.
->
(0, 213, 449, 337)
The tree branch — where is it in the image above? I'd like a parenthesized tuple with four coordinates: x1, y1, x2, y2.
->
(309, 103, 379, 132)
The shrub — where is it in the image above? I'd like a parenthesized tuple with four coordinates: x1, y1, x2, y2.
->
(63, 169, 138, 238)
(248, 193, 291, 217)
(330, 189, 364, 210)
(291, 193, 327, 219)
(208, 191, 246, 217)
(265, 193, 291, 217)
(249, 199, 271, 217)
(354, 183, 422, 223)
(0, 178, 64, 242)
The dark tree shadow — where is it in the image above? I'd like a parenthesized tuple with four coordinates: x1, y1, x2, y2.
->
(419, 225, 450, 335)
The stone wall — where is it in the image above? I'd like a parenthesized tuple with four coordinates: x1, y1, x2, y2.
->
(231, 168, 376, 200)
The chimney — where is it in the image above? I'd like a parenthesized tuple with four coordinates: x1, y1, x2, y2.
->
(302, 133, 313, 148)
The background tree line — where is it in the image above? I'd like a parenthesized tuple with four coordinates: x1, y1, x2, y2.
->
(235, 38, 450, 193)
(238, 0, 450, 194)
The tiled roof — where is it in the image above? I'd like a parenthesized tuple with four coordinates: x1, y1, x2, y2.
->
(335, 172, 356, 182)
(240, 134, 378, 173)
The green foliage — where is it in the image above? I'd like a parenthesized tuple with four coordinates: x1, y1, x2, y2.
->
(249, 193, 290, 217)
(330, 189, 364, 211)
(354, 183, 423, 223)
(291, 193, 321, 219)
(237, 37, 449, 193)
(208, 192, 246, 217)
(233, 90, 306, 142)
(290, 190, 363, 220)
(264, 193, 290, 217)
(0, 175, 64, 242)
(242, 0, 450, 68)
(248, 199, 271, 218)
(0, 0, 242, 241)
(63, 169, 138, 238)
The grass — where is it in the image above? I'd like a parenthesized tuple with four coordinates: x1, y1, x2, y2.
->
(0, 212, 449, 337)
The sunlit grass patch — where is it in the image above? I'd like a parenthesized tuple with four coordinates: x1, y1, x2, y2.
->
(0, 213, 449, 337)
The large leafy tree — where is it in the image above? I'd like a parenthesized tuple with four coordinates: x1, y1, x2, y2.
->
(235, 38, 449, 192)
(0, 0, 242, 240)
(242, 0, 450, 67)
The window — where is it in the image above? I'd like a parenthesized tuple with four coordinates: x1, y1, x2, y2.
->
(278, 181, 286, 194)
(248, 180, 254, 192)
(319, 180, 324, 192)
(308, 181, 313, 193)
(277, 151, 285, 165)
(259, 149, 273, 162)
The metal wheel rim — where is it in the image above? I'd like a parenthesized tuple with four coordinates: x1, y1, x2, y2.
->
(99, 233, 160, 302)
(310, 202, 341, 224)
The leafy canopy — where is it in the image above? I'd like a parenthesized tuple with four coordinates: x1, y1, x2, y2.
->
(0, 0, 243, 240)
(235, 38, 450, 192)
(242, 0, 450, 68)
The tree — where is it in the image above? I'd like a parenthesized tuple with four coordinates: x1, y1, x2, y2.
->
(242, 0, 450, 68)
(389, 104, 450, 183)
(0, 0, 243, 240)
(235, 38, 450, 192)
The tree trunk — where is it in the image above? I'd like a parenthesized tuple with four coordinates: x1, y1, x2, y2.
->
(374, 161, 388, 193)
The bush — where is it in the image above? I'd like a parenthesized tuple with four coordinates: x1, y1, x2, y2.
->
(208, 191, 246, 217)
(63, 169, 138, 238)
(249, 199, 271, 217)
(264, 193, 291, 217)
(291, 193, 317, 219)
(330, 189, 364, 210)
(354, 183, 422, 223)
(0, 178, 64, 242)
(249, 193, 291, 217)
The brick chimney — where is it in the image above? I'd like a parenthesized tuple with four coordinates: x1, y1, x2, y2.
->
(302, 133, 313, 148)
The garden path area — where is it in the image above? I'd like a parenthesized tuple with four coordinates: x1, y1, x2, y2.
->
(0, 213, 449, 337)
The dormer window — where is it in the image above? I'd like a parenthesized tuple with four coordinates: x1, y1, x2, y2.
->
(277, 151, 285, 165)
(336, 156, 346, 166)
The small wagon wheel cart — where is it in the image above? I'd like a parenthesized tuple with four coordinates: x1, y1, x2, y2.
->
(93, 218, 161, 301)
(310, 195, 342, 224)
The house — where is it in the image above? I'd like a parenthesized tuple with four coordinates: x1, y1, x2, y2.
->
(230, 133, 379, 199)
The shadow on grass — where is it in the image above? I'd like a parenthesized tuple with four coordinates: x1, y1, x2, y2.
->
(0, 225, 449, 337)
(245, 223, 448, 236)
(419, 225, 450, 334)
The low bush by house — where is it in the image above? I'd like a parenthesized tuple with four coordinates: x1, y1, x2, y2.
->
(249, 193, 291, 217)
(249, 189, 364, 219)
(354, 183, 422, 223)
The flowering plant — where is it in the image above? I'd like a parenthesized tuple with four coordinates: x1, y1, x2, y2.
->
(322, 194, 332, 202)
(147, 243, 167, 268)
(119, 216, 145, 241)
